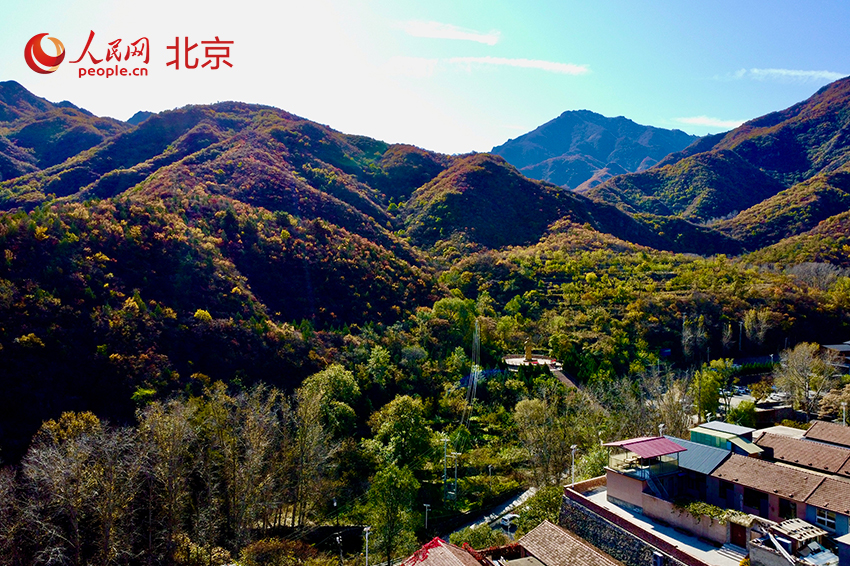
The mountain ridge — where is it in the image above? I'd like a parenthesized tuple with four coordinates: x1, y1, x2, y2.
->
(491, 109, 698, 188)
(586, 76, 850, 245)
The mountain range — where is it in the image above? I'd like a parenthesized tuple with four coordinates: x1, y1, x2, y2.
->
(2, 76, 850, 458)
(491, 110, 698, 189)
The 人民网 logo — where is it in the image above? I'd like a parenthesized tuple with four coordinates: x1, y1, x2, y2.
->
(24, 33, 66, 74)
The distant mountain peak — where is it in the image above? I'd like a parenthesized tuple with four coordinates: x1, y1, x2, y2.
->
(492, 110, 697, 189)
(127, 110, 154, 125)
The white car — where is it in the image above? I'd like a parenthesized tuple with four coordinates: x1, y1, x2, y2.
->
(500, 513, 519, 528)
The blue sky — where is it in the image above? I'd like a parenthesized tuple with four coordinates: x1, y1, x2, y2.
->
(3, 0, 849, 153)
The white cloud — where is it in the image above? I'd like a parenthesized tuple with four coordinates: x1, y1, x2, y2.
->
(675, 116, 745, 129)
(448, 56, 589, 75)
(749, 68, 845, 82)
(401, 21, 500, 45)
(384, 56, 438, 78)
(719, 68, 845, 83)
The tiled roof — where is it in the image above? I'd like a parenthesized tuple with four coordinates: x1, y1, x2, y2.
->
(804, 420, 850, 449)
(403, 538, 483, 566)
(603, 437, 686, 459)
(664, 435, 730, 475)
(519, 520, 623, 566)
(710, 454, 825, 502)
(804, 477, 850, 515)
(755, 433, 850, 476)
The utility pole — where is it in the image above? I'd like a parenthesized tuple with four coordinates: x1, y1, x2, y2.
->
(570, 445, 578, 486)
(843, 402, 847, 427)
(364, 527, 370, 566)
(442, 438, 449, 499)
(697, 367, 702, 425)
(739, 320, 743, 351)
(424, 503, 430, 530)
(451, 452, 460, 499)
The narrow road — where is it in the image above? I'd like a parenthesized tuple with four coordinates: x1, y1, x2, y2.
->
(445, 486, 538, 537)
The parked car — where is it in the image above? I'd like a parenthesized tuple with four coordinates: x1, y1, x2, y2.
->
(500, 513, 519, 528)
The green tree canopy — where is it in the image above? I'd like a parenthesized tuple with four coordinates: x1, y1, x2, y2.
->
(299, 364, 361, 438)
(367, 464, 419, 566)
(368, 395, 433, 466)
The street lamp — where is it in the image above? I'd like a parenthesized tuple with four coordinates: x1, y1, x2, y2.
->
(424, 504, 430, 530)
(442, 438, 449, 499)
(451, 452, 460, 498)
(570, 444, 578, 486)
(364, 527, 371, 566)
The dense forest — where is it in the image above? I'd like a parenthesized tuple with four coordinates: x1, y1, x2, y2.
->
(2, 77, 850, 565)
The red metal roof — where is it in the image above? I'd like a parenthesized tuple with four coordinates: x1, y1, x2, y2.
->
(604, 436, 686, 459)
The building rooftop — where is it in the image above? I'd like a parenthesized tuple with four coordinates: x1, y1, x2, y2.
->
(755, 433, 850, 476)
(580, 487, 746, 566)
(664, 435, 730, 475)
(711, 454, 824, 502)
(752, 425, 807, 441)
(519, 520, 623, 566)
(804, 420, 850, 449)
(774, 518, 828, 543)
(403, 538, 483, 566)
(804, 477, 850, 515)
(691, 426, 736, 440)
(697, 421, 756, 436)
(729, 436, 763, 455)
(603, 436, 686, 459)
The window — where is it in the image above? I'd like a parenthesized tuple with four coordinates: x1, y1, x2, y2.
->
(719, 480, 733, 498)
(743, 487, 766, 510)
(779, 498, 796, 520)
(816, 508, 836, 531)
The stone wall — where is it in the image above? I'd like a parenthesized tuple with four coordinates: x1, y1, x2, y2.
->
(561, 488, 712, 566)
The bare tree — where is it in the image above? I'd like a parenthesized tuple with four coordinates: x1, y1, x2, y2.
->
(23, 422, 98, 566)
(654, 373, 694, 440)
(788, 262, 843, 291)
(744, 308, 778, 346)
(197, 382, 289, 552)
(0, 465, 26, 566)
(819, 383, 850, 420)
(514, 398, 558, 486)
(774, 343, 841, 420)
(138, 400, 198, 564)
(290, 385, 336, 528)
(722, 323, 734, 352)
(229, 386, 285, 549)
(88, 427, 142, 566)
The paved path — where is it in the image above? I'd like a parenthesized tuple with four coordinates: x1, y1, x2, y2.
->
(446, 486, 538, 537)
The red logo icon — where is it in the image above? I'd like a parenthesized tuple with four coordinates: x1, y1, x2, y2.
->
(24, 33, 66, 74)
